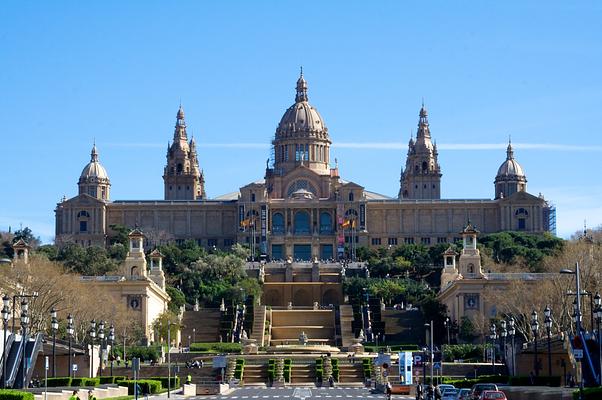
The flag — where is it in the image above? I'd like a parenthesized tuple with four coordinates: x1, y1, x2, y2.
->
(341, 219, 351, 229)
(240, 218, 251, 228)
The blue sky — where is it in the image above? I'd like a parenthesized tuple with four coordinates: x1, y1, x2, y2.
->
(1, 1, 601, 242)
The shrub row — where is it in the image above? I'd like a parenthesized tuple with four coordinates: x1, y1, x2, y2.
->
(574, 387, 602, 400)
(0, 390, 34, 400)
(147, 376, 180, 388)
(234, 358, 245, 380)
(45, 378, 99, 387)
(508, 375, 561, 387)
(189, 342, 242, 353)
(283, 359, 292, 383)
(98, 376, 126, 385)
(331, 358, 339, 382)
(267, 359, 275, 382)
(117, 379, 162, 395)
(362, 358, 372, 380)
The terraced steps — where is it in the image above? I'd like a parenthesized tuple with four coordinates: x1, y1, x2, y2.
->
(291, 363, 315, 384)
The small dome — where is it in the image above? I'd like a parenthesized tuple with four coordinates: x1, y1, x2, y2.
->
(275, 72, 330, 141)
(79, 145, 110, 183)
(496, 142, 525, 179)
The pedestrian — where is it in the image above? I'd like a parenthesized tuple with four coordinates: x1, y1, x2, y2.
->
(87, 389, 96, 400)
(427, 384, 434, 400)
(69, 390, 80, 400)
(416, 380, 423, 400)
(347, 353, 352, 364)
(434, 384, 441, 400)
(185, 374, 192, 384)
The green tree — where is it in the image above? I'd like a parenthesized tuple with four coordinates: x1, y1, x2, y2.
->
(108, 224, 130, 247)
(166, 286, 186, 313)
(13, 227, 40, 248)
(151, 311, 180, 344)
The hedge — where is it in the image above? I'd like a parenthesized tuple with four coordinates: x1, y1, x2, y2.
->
(234, 359, 245, 380)
(283, 359, 292, 383)
(0, 390, 34, 400)
(70, 378, 99, 387)
(45, 377, 72, 387)
(117, 379, 162, 395)
(508, 375, 561, 387)
(147, 376, 180, 388)
(189, 342, 242, 353)
(574, 387, 602, 400)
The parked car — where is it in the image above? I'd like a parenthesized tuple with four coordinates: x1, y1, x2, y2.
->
(442, 388, 459, 400)
(470, 383, 499, 400)
(457, 388, 472, 399)
(479, 390, 507, 400)
(438, 384, 456, 392)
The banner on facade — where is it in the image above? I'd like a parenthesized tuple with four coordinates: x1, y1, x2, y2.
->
(260, 205, 268, 254)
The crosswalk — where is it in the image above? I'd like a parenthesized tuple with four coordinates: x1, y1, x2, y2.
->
(197, 386, 413, 399)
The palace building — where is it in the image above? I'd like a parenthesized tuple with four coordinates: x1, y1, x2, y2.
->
(55, 72, 556, 260)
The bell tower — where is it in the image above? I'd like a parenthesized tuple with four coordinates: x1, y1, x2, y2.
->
(163, 106, 206, 200)
(458, 222, 484, 278)
(399, 104, 442, 199)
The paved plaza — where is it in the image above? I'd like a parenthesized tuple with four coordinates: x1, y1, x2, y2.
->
(188, 386, 412, 399)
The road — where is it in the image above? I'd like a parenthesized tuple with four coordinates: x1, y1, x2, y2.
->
(192, 386, 413, 399)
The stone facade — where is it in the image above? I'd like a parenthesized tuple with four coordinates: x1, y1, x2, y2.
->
(55, 72, 555, 258)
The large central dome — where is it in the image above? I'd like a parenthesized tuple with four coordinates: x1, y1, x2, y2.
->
(271, 71, 332, 176)
(275, 72, 330, 141)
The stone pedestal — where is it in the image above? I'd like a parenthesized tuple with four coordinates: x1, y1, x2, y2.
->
(349, 339, 364, 355)
(242, 339, 258, 354)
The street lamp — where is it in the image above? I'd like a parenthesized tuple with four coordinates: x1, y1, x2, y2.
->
(489, 323, 497, 374)
(424, 321, 433, 384)
(67, 314, 74, 378)
(531, 310, 539, 378)
(444, 317, 451, 345)
(20, 308, 29, 388)
(2, 294, 10, 388)
(500, 320, 507, 365)
(50, 307, 59, 378)
(508, 317, 516, 376)
(108, 324, 115, 377)
(89, 319, 97, 378)
(544, 306, 553, 378)
(560, 263, 586, 398)
(11, 292, 38, 333)
(192, 328, 196, 344)
(98, 321, 105, 377)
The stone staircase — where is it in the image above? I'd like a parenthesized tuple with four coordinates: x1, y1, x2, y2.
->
(337, 363, 364, 384)
(291, 363, 315, 384)
(111, 365, 219, 383)
(242, 364, 268, 385)
(339, 305, 355, 350)
(181, 309, 222, 343)
(250, 306, 266, 346)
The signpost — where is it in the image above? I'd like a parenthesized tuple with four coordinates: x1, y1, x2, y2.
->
(44, 356, 49, 400)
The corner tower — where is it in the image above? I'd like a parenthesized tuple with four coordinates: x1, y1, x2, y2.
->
(163, 106, 206, 200)
(399, 105, 441, 199)
(271, 70, 332, 176)
(79, 143, 111, 201)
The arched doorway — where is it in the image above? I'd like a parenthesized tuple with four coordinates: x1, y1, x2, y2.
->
(264, 289, 282, 307)
(322, 289, 340, 306)
(293, 289, 312, 307)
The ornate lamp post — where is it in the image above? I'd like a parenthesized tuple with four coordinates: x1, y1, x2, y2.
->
(89, 319, 96, 378)
(67, 314, 74, 378)
(50, 307, 59, 378)
(2, 294, 10, 388)
(108, 324, 115, 377)
(489, 323, 497, 374)
(98, 321, 105, 377)
(500, 320, 507, 365)
(531, 310, 540, 378)
(544, 306, 553, 378)
(508, 317, 516, 376)
(444, 317, 451, 345)
(20, 306, 30, 389)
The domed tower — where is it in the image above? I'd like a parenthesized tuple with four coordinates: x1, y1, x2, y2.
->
(163, 105, 206, 200)
(399, 104, 442, 199)
(494, 140, 527, 199)
(272, 70, 331, 176)
(78, 143, 111, 201)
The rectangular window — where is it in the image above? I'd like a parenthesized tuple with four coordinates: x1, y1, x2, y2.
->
(437, 237, 448, 244)
(371, 238, 381, 246)
(208, 239, 218, 247)
(388, 237, 398, 246)
(79, 221, 87, 232)
(175, 239, 185, 246)
(224, 238, 235, 247)
(404, 237, 414, 245)
(284, 145, 289, 161)
(272, 244, 283, 260)
(518, 218, 526, 230)
(421, 237, 431, 245)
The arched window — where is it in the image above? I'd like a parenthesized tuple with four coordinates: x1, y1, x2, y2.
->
(348, 192, 354, 202)
(251, 193, 256, 202)
(272, 212, 285, 234)
(177, 163, 183, 173)
(467, 263, 474, 274)
(77, 210, 90, 232)
(294, 211, 310, 235)
(319, 212, 333, 234)
(287, 179, 318, 197)
(422, 161, 428, 172)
